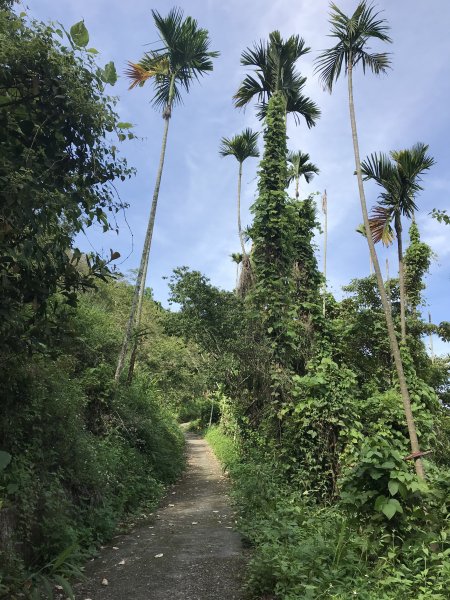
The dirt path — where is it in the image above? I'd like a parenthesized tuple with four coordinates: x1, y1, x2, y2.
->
(76, 433, 245, 599)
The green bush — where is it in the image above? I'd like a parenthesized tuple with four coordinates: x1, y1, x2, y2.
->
(0, 279, 189, 598)
(208, 426, 450, 600)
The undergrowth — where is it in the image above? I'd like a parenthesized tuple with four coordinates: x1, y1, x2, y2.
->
(207, 425, 450, 600)
(0, 281, 189, 599)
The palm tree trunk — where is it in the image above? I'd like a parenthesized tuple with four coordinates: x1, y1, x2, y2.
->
(237, 162, 247, 260)
(322, 190, 328, 317)
(385, 257, 391, 308)
(347, 61, 424, 479)
(395, 215, 406, 343)
(126, 255, 149, 384)
(295, 176, 299, 199)
(115, 76, 175, 382)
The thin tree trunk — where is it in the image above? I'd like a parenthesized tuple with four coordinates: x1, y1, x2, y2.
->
(322, 189, 328, 317)
(126, 255, 149, 384)
(295, 176, 299, 199)
(395, 215, 407, 343)
(115, 77, 175, 382)
(347, 61, 424, 479)
(385, 257, 391, 308)
(369, 254, 373, 275)
(209, 398, 214, 428)
(237, 162, 247, 260)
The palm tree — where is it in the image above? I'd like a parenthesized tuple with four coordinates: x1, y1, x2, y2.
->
(234, 30, 320, 126)
(287, 151, 319, 198)
(115, 8, 219, 382)
(220, 129, 259, 261)
(230, 252, 243, 289)
(362, 143, 435, 342)
(315, 2, 425, 479)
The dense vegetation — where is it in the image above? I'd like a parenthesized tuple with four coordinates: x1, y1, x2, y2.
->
(1, 1, 449, 599)
(0, 7, 201, 598)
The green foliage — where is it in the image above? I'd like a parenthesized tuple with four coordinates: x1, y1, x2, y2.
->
(0, 276, 192, 597)
(404, 221, 433, 309)
(210, 428, 450, 600)
(70, 20, 89, 47)
(0, 8, 133, 353)
(431, 208, 450, 225)
(250, 91, 298, 365)
(234, 30, 320, 125)
(205, 426, 240, 471)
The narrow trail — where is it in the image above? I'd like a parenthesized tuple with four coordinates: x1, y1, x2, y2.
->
(76, 433, 245, 599)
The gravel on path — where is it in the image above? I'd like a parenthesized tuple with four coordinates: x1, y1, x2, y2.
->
(76, 432, 245, 600)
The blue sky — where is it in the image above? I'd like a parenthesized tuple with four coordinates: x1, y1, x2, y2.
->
(29, 0, 449, 355)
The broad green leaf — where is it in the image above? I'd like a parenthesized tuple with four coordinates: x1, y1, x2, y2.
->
(374, 495, 387, 512)
(117, 122, 133, 129)
(388, 480, 399, 496)
(0, 451, 11, 471)
(70, 21, 89, 47)
(380, 460, 395, 469)
(382, 500, 397, 520)
(382, 498, 403, 520)
(102, 62, 117, 85)
(87, 48, 99, 54)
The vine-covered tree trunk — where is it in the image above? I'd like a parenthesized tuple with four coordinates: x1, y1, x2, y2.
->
(250, 91, 296, 366)
(347, 61, 424, 479)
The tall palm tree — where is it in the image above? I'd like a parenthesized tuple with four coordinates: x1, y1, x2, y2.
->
(230, 252, 243, 289)
(234, 30, 320, 126)
(287, 151, 319, 198)
(220, 129, 259, 260)
(362, 143, 435, 342)
(315, 2, 425, 479)
(115, 8, 219, 382)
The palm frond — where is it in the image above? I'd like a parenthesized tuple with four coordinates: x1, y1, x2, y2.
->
(127, 8, 218, 113)
(315, 45, 346, 92)
(220, 128, 259, 163)
(233, 74, 266, 109)
(357, 50, 391, 75)
(235, 30, 318, 127)
(368, 205, 395, 246)
(287, 150, 319, 185)
(315, 1, 391, 90)
(125, 62, 153, 90)
(286, 93, 321, 127)
(361, 151, 395, 186)
(363, 144, 435, 219)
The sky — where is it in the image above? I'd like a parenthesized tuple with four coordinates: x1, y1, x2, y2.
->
(27, 0, 449, 355)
